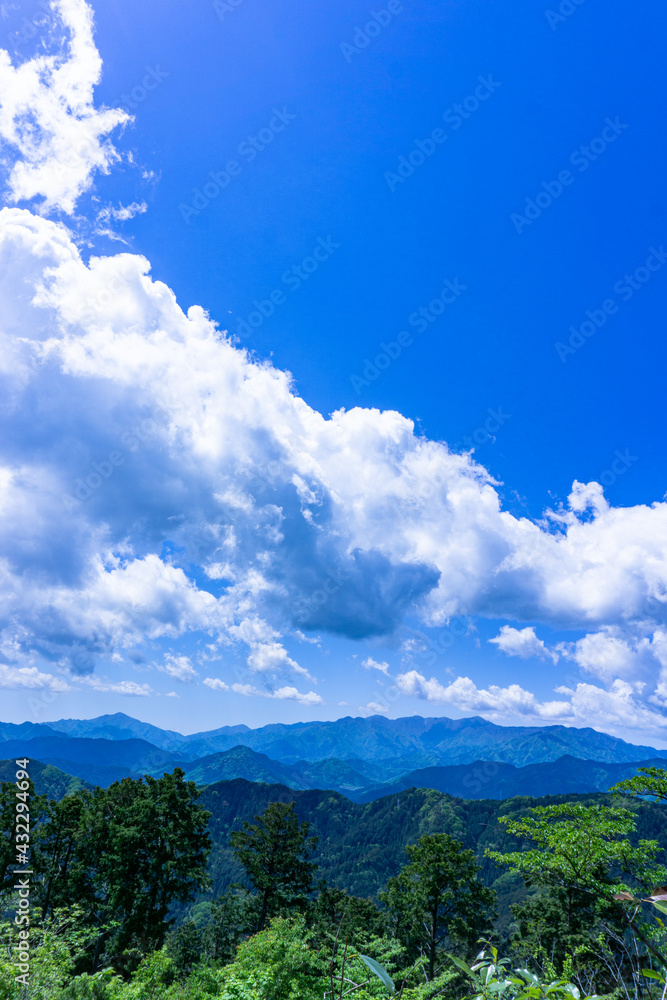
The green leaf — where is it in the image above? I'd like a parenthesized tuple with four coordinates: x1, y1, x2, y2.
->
(449, 955, 475, 977)
(641, 969, 665, 981)
(652, 900, 667, 915)
(358, 954, 396, 995)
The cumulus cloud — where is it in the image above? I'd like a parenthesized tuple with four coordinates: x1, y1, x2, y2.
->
(0, 662, 72, 691)
(79, 675, 152, 696)
(360, 701, 390, 715)
(157, 654, 199, 684)
(230, 618, 313, 680)
(2, 1, 667, 733)
(396, 670, 572, 720)
(203, 677, 322, 706)
(394, 667, 667, 743)
(362, 657, 390, 674)
(555, 679, 667, 737)
(2, 207, 667, 727)
(0, 0, 130, 214)
(489, 625, 558, 663)
(558, 627, 652, 684)
(203, 678, 230, 692)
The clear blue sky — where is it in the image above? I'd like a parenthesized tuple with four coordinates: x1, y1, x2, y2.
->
(0, 0, 666, 743)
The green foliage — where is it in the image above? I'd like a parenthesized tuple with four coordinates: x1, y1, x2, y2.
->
(449, 947, 600, 1000)
(508, 888, 601, 978)
(610, 767, 667, 804)
(32, 769, 211, 974)
(229, 801, 318, 931)
(200, 889, 256, 964)
(217, 917, 323, 999)
(0, 778, 46, 896)
(308, 884, 388, 952)
(382, 833, 495, 982)
(165, 922, 202, 977)
(7, 771, 667, 997)
(486, 802, 666, 897)
(488, 799, 667, 996)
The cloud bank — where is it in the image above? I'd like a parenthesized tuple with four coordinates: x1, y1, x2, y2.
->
(1, 0, 667, 738)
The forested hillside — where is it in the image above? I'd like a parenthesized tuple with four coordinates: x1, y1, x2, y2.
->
(3, 764, 667, 998)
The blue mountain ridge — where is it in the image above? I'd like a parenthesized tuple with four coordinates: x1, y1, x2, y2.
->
(1, 713, 666, 798)
(28, 712, 667, 764)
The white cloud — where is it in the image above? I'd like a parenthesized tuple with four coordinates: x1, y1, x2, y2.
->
(559, 627, 651, 683)
(2, 207, 667, 722)
(555, 679, 667, 740)
(396, 670, 572, 720)
(79, 675, 152, 696)
(204, 678, 322, 706)
(203, 677, 229, 692)
(360, 701, 390, 715)
(489, 625, 558, 663)
(394, 668, 667, 744)
(97, 201, 147, 224)
(0, 0, 130, 214)
(362, 657, 390, 674)
(157, 654, 199, 684)
(229, 617, 312, 680)
(2, 14, 667, 736)
(0, 663, 71, 691)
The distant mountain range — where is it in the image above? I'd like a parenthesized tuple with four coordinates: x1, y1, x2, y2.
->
(34, 712, 667, 764)
(1, 712, 666, 800)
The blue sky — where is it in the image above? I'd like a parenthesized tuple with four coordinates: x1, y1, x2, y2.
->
(0, 0, 666, 743)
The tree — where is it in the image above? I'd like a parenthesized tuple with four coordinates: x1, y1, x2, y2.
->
(486, 801, 667, 995)
(0, 778, 46, 899)
(201, 888, 255, 964)
(508, 887, 601, 981)
(309, 885, 388, 954)
(230, 800, 318, 931)
(611, 766, 667, 803)
(381, 833, 495, 982)
(218, 916, 323, 1000)
(89, 769, 212, 967)
(35, 792, 92, 921)
(29, 770, 211, 974)
(485, 802, 666, 898)
(165, 920, 202, 977)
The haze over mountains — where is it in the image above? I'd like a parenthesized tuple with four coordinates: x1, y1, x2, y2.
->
(1, 713, 666, 801)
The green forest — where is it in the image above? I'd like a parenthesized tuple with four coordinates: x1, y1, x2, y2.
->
(2, 765, 667, 999)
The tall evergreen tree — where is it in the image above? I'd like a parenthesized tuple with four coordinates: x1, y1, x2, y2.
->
(382, 832, 495, 982)
(230, 800, 318, 931)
